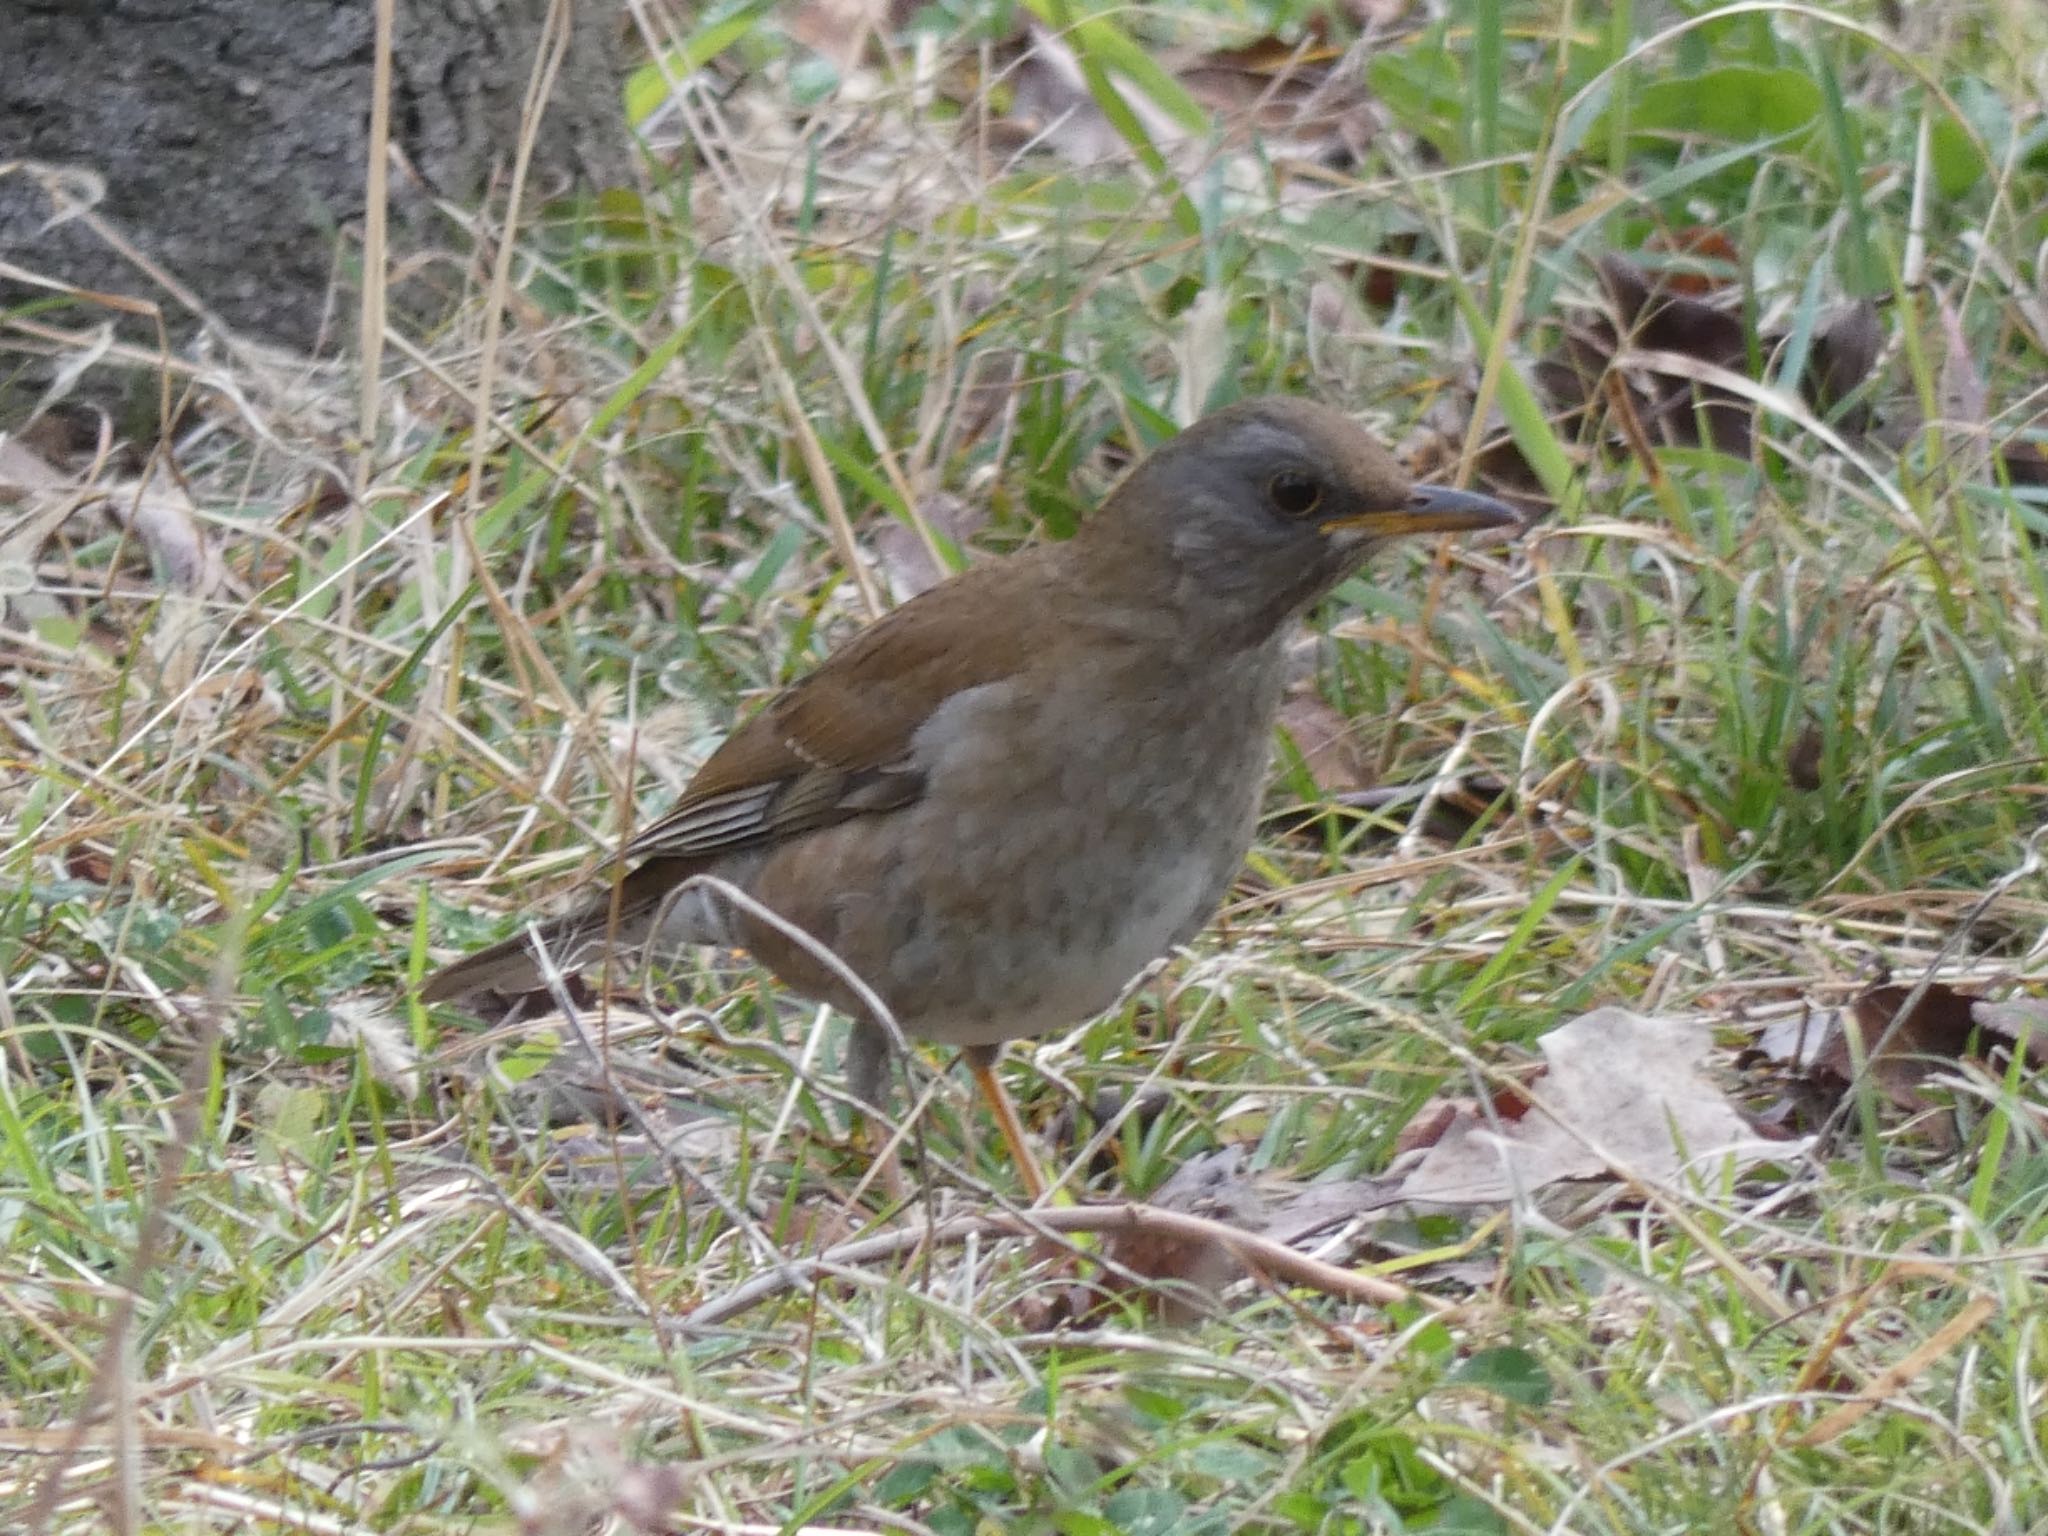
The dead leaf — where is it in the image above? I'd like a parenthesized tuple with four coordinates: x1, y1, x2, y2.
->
(1995, 436, 2048, 489)
(1553, 253, 1754, 456)
(130, 483, 221, 594)
(1786, 722, 1825, 791)
(1393, 1007, 1801, 1205)
(1534, 253, 1888, 476)
(1970, 994, 2048, 1053)
(984, 19, 1371, 172)
(871, 490, 986, 602)
(1641, 225, 1741, 295)
(1753, 1007, 1834, 1071)
(0, 433, 72, 498)
(1809, 300, 1884, 432)
(0, 438, 81, 630)
(1815, 982, 2048, 1143)
(1269, 772, 1509, 845)
(1391, 1097, 1462, 1158)
(1100, 1146, 1271, 1323)
(62, 845, 114, 883)
(1276, 692, 1369, 796)
(1171, 23, 1375, 167)
(991, 21, 1180, 167)
(1392, 1076, 1541, 1159)
(1366, 774, 1509, 842)
(1348, 230, 1421, 312)
(1258, 1175, 1406, 1246)
(785, 0, 901, 73)
(1822, 982, 1978, 1094)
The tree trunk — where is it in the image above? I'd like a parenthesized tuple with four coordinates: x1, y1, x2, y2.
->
(0, 0, 633, 429)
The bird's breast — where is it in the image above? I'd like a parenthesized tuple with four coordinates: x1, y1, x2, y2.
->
(748, 645, 1289, 1047)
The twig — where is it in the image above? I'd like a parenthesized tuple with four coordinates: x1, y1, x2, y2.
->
(684, 1201, 1440, 1331)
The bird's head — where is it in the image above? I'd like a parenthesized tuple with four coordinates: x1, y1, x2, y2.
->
(1088, 396, 1520, 644)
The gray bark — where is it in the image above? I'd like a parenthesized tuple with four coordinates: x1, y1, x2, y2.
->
(0, 0, 633, 429)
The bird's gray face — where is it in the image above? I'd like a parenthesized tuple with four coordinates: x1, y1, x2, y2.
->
(1111, 405, 1520, 646)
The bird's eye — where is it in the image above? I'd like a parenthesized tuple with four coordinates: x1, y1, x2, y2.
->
(1268, 470, 1323, 517)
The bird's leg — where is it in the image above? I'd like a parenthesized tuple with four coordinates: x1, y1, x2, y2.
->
(844, 1017, 894, 1124)
(963, 1044, 1050, 1203)
(842, 1017, 909, 1200)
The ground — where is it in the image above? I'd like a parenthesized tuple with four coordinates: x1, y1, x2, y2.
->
(3, 2, 2046, 1532)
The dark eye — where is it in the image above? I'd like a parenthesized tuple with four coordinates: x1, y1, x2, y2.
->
(1268, 470, 1323, 517)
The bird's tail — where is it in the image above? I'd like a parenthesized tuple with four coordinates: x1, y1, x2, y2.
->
(416, 903, 609, 1002)
(416, 857, 721, 1004)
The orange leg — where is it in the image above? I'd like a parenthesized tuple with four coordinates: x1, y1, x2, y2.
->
(964, 1045, 1050, 1203)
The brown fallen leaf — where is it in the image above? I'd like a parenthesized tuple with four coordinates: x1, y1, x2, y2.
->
(1357, 774, 1511, 842)
(1807, 300, 1886, 435)
(1996, 436, 2048, 488)
(1392, 1075, 1542, 1159)
(1535, 251, 1886, 470)
(1391, 1096, 1464, 1158)
(1820, 981, 1977, 1102)
(1098, 1145, 1272, 1323)
(1171, 22, 1374, 168)
(1814, 982, 2048, 1147)
(1641, 225, 1741, 296)
(1267, 771, 1511, 846)
(1546, 253, 1754, 456)
(1786, 722, 1826, 792)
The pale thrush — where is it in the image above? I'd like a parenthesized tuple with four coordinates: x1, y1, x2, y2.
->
(421, 397, 1518, 1196)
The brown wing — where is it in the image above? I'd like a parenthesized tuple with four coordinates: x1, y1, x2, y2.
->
(621, 553, 1049, 863)
(419, 553, 1057, 1004)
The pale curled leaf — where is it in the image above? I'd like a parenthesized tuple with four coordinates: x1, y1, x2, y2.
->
(870, 491, 986, 603)
(126, 479, 225, 597)
(1275, 693, 1369, 796)
(1396, 1007, 1804, 1206)
(785, 0, 898, 73)
(0, 434, 81, 627)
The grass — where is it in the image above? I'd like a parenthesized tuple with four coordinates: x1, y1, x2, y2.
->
(5, 0, 2048, 1531)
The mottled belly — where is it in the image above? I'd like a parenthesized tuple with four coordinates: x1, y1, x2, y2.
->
(887, 842, 1235, 1047)
(739, 662, 1279, 1048)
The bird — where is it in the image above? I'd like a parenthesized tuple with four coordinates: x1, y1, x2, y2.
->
(419, 396, 1518, 1198)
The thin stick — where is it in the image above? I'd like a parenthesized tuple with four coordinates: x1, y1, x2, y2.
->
(684, 1201, 1439, 1332)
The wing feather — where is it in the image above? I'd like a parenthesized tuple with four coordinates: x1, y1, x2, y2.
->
(619, 554, 1052, 863)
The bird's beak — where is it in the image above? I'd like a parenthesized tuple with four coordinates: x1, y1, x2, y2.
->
(1321, 484, 1522, 538)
